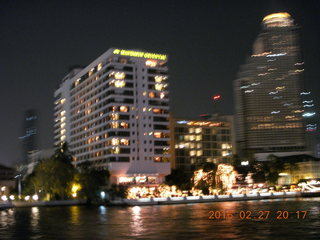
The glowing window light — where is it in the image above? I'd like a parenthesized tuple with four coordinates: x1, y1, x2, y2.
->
(114, 72, 125, 80)
(213, 95, 221, 100)
(149, 92, 155, 98)
(154, 132, 162, 138)
(145, 60, 157, 67)
(241, 161, 249, 166)
(120, 106, 128, 112)
(114, 80, 125, 88)
(303, 104, 314, 107)
(271, 111, 280, 114)
(155, 83, 164, 91)
(111, 113, 119, 120)
(120, 139, 129, 145)
(303, 112, 315, 117)
(97, 63, 103, 71)
(111, 138, 120, 145)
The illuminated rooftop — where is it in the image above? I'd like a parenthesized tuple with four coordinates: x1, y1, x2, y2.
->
(262, 12, 293, 28)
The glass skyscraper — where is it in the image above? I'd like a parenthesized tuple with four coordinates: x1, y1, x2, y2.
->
(234, 13, 307, 158)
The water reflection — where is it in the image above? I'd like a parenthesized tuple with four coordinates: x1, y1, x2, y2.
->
(30, 207, 39, 230)
(70, 206, 80, 225)
(0, 199, 319, 240)
(130, 206, 145, 236)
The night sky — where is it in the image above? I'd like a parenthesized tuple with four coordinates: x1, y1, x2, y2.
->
(0, 0, 319, 166)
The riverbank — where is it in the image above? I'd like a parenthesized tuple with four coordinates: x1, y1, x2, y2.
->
(0, 199, 86, 209)
(1, 191, 319, 209)
(111, 191, 313, 206)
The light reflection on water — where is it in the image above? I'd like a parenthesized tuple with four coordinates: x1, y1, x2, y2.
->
(0, 198, 319, 239)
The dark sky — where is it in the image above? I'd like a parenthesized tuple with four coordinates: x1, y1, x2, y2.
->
(0, 0, 319, 167)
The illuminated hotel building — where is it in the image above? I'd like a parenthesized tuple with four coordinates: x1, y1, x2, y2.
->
(54, 48, 170, 184)
(234, 13, 308, 158)
(170, 118, 233, 171)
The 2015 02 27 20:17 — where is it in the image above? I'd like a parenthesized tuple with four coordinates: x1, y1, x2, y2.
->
(208, 210, 308, 220)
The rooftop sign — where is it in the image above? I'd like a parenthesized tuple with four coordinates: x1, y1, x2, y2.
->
(112, 49, 167, 60)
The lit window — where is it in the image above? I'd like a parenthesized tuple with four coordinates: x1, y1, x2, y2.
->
(112, 147, 120, 154)
(110, 113, 119, 120)
(111, 138, 119, 145)
(120, 139, 129, 145)
(155, 76, 164, 83)
(114, 80, 125, 88)
(114, 72, 125, 80)
(60, 110, 66, 116)
(190, 135, 195, 141)
(154, 132, 162, 138)
(154, 157, 161, 162)
(88, 68, 95, 77)
(145, 60, 157, 67)
(61, 116, 66, 122)
(189, 128, 194, 134)
(120, 106, 128, 112)
(195, 128, 202, 134)
(155, 83, 164, 91)
(190, 150, 196, 156)
(160, 92, 165, 99)
(197, 150, 202, 156)
(222, 143, 231, 149)
(60, 98, 66, 104)
(153, 108, 161, 113)
(75, 78, 81, 86)
(120, 122, 129, 128)
(111, 122, 119, 128)
(143, 107, 146, 112)
(149, 92, 155, 98)
(196, 135, 202, 141)
(97, 63, 102, 71)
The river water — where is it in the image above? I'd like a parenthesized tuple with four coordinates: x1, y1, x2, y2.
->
(0, 198, 319, 239)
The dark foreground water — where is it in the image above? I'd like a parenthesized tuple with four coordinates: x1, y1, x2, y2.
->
(1, 198, 320, 239)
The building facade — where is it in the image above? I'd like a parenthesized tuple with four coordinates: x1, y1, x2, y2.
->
(54, 48, 170, 184)
(19, 109, 38, 163)
(234, 13, 308, 158)
(170, 118, 233, 171)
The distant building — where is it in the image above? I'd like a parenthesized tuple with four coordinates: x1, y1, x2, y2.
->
(19, 110, 38, 163)
(275, 155, 320, 185)
(25, 148, 55, 176)
(170, 117, 233, 171)
(234, 13, 308, 159)
(54, 48, 170, 185)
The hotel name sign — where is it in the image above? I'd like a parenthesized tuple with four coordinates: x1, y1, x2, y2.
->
(113, 49, 167, 60)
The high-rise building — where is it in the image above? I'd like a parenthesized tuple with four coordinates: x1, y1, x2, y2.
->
(54, 48, 170, 184)
(234, 13, 308, 159)
(170, 117, 233, 171)
(19, 109, 38, 163)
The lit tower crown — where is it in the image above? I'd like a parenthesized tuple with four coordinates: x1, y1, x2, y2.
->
(262, 12, 293, 28)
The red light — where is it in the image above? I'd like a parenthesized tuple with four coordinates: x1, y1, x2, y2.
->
(213, 95, 221, 100)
